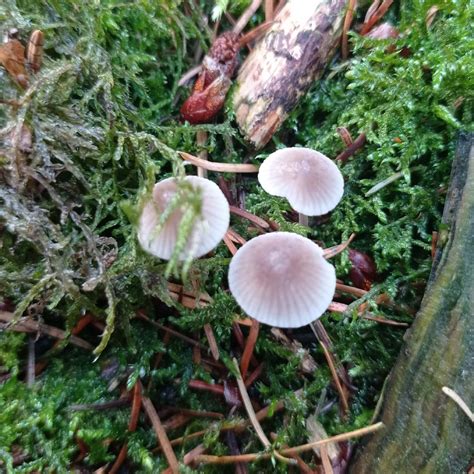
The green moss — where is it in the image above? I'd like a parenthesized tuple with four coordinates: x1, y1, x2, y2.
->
(1, 0, 473, 471)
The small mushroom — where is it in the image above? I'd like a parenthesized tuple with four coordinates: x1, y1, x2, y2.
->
(138, 176, 229, 260)
(258, 147, 344, 225)
(228, 232, 336, 328)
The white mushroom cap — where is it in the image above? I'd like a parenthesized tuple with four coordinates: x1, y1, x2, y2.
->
(228, 232, 336, 327)
(138, 176, 229, 260)
(258, 148, 344, 216)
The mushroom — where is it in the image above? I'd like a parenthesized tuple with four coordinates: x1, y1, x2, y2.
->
(228, 232, 336, 327)
(138, 176, 229, 260)
(258, 147, 344, 226)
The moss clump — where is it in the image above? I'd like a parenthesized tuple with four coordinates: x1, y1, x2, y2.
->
(1, 0, 473, 471)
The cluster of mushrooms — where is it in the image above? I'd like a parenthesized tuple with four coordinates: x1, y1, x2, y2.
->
(138, 148, 344, 328)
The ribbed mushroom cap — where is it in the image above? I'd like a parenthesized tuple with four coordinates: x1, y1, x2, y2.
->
(228, 232, 336, 327)
(258, 148, 344, 216)
(138, 176, 229, 260)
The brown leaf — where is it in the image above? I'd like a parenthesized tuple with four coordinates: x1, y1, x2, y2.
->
(0, 39, 29, 88)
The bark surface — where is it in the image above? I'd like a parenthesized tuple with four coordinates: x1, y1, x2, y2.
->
(233, 0, 347, 149)
(350, 133, 474, 473)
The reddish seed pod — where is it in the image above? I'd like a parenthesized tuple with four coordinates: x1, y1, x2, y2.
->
(348, 249, 377, 290)
(181, 32, 240, 124)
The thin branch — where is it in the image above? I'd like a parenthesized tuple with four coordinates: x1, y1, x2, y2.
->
(0, 311, 93, 350)
(233, 0, 263, 35)
(195, 423, 384, 463)
(180, 151, 259, 173)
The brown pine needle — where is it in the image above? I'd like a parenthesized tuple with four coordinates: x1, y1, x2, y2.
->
(265, 0, 274, 21)
(335, 133, 366, 163)
(335, 283, 367, 298)
(233, 0, 263, 35)
(109, 381, 143, 474)
(317, 337, 350, 416)
(137, 311, 207, 350)
(224, 232, 239, 255)
(342, 0, 357, 59)
(229, 205, 270, 229)
(204, 323, 220, 360)
(324, 233, 356, 259)
(195, 422, 383, 463)
(180, 151, 259, 173)
(142, 397, 179, 473)
(233, 358, 296, 466)
(442, 386, 474, 422)
(360, 0, 394, 35)
(240, 319, 259, 379)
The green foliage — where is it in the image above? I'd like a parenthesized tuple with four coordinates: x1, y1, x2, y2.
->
(0, 0, 472, 471)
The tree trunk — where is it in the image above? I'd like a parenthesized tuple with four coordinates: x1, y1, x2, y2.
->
(350, 133, 474, 473)
(233, 0, 347, 149)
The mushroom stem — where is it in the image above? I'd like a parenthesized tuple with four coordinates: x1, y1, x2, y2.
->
(196, 130, 208, 179)
(298, 213, 309, 227)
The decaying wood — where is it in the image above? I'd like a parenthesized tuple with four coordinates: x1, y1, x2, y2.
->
(350, 133, 474, 473)
(233, 0, 347, 149)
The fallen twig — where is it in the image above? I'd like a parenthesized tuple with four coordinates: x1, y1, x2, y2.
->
(194, 422, 384, 463)
(0, 311, 93, 350)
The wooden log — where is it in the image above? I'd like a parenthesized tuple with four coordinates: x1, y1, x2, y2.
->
(233, 0, 347, 149)
(350, 133, 474, 473)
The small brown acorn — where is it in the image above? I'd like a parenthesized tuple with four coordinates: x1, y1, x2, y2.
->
(348, 249, 377, 290)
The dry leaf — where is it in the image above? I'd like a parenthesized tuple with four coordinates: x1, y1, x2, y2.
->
(0, 39, 29, 88)
(270, 328, 317, 374)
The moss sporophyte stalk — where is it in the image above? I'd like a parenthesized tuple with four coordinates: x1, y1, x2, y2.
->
(0, 0, 472, 471)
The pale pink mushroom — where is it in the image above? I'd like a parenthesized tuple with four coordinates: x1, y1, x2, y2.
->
(228, 232, 336, 327)
(138, 176, 229, 260)
(258, 147, 344, 217)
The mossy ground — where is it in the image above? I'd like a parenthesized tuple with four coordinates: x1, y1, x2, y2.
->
(0, 0, 472, 472)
